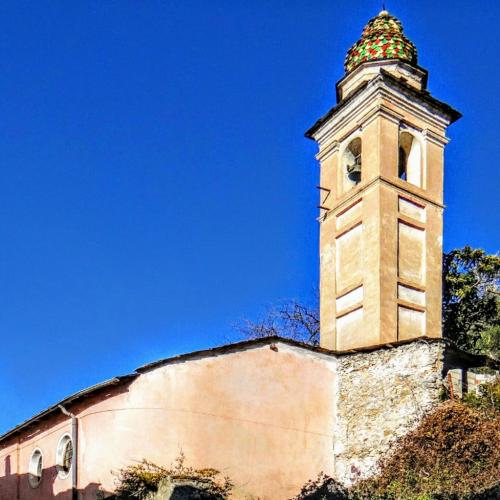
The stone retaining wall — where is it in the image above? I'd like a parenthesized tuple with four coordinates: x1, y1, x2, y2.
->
(333, 340, 445, 483)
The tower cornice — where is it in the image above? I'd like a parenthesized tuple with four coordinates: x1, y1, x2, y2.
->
(306, 70, 461, 142)
(336, 59, 429, 102)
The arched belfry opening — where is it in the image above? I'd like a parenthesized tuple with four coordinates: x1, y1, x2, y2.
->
(398, 131, 422, 187)
(342, 138, 362, 191)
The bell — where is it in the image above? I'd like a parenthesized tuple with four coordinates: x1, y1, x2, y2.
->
(346, 157, 361, 183)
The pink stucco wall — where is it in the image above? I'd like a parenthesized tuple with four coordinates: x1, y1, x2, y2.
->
(0, 413, 74, 499)
(0, 342, 337, 499)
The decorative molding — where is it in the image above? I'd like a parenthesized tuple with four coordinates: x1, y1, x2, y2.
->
(337, 60, 427, 100)
(337, 125, 364, 146)
(397, 278, 426, 293)
(318, 175, 443, 227)
(337, 197, 363, 217)
(378, 84, 450, 129)
(316, 140, 340, 162)
(398, 194, 426, 209)
(312, 79, 450, 147)
(360, 103, 403, 129)
(398, 214, 426, 231)
(422, 128, 449, 147)
(379, 175, 444, 208)
(336, 280, 364, 299)
(336, 303, 363, 319)
(335, 219, 362, 239)
(397, 300, 426, 313)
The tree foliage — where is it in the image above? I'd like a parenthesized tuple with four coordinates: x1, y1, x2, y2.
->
(443, 246, 500, 358)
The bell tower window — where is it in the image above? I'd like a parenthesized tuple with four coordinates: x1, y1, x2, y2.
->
(342, 138, 362, 192)
(398, 131, 422, 187)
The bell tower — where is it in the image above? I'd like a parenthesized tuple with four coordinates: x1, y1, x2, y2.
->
(306, 11, 461, 351)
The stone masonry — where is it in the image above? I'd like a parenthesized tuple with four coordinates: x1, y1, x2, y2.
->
(333, 340, 445, 484)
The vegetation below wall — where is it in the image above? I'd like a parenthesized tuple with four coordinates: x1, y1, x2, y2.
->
(111, 453, 233, 499)
(293, 378, 500, 500)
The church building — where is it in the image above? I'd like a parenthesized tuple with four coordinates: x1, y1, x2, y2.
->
(0, 10, 483, 500)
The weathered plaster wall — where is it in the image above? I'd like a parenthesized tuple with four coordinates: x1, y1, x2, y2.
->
(100, 343, 336, 500)
(0, 441, 20, 499)
(333, 340, 444, 484)
(0, 342, 337, 500)
(0, 415, 74, 499)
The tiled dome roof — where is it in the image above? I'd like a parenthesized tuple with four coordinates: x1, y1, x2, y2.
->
(344, 10, 417, 73)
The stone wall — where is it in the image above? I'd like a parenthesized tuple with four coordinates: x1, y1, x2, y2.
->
(145, 478, 223, 499)
(333, 340, 445, 484)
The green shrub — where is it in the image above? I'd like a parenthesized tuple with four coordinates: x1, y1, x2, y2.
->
(352, 401, 499, 499)
(113, 453, 233, 499)
(291, 472, 348, 499)
(462, 376, 500, 411)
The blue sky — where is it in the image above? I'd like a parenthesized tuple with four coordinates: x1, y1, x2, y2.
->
(0, 0, 498, 433)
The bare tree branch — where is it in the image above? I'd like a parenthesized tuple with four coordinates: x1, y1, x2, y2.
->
(236, 299, 320, 345)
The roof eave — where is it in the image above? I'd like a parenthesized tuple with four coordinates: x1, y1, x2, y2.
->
(1, 335, 484, 446)
(305, 70, 461, 140)
(0, 374, 138, 445)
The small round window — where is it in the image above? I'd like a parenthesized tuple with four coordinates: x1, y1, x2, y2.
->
(56, 434, 73, 479)
(28, 448, 43, 488)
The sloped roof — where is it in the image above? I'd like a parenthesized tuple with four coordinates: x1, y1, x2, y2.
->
(0, 335, 484, 445)
(0, 336, 324, 444)
(0, 374, 138, 444)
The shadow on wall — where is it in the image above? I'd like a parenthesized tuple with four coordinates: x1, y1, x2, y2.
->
(0, 464, 114, 499)
(0, 376, 138, 499)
